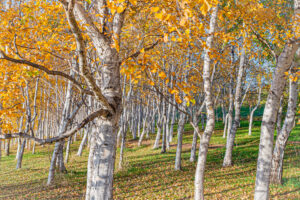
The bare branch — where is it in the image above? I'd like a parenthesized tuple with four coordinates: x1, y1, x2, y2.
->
(122, 40, 161, 63)
(0, 50, 93, 95)
(0, 108, 111, 144)
(251, 27, 278, 59)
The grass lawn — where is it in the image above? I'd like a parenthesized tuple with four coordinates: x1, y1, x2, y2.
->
(0, 121, 299, 199)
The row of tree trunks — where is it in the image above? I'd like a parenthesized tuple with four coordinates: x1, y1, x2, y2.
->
(47, 69, 75, 185)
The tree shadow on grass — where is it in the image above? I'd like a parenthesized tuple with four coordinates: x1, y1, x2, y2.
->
(272, 187, 300, 198)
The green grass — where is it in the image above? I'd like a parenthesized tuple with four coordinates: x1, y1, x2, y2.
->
(0, 121, 299, 199)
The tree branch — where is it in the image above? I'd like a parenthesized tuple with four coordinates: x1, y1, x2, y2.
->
(122, 40, 161, 63)
(0, 108, 111, 144)
(0, 50, 93, 95)
(61, 0, 114, 113)
(251, 27, 278, 59)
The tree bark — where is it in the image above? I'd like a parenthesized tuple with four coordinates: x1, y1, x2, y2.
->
(77, 129, 89, 156)
(47, 141, 60, 185)
(248, 87, 262, 135)
(118, 115, 128, 170)
(65, 136, 72, 163)
(276, 96, 284, 134)
(16, 139, 26, 169)
(223, 44, 246, 167)
(5, 139, 10, 156)
(190, 114, 199, 162)
(16, 116, 24, 159)
(161, 98, 167, 154)
(254, 40, 299, 200)
(153, 99, 163, 149)
(270, 65, 298, 184)
(85, 119, 119, 200)
(169, 98, 176, 142)
(194, 5, 218, 200)
(47, 69, 74, 184)
(175, 112, 185, 170)
(223, 114, 229, 138)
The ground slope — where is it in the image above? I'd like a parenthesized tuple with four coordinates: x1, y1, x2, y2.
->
(0, 121, 299, 199)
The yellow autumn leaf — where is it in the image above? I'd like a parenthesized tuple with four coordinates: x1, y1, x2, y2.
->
(117, 6, 125, 13)
(149, 80, 155, 86)
(129, 0, 137, 6)
(185, 29, 190, 35)
(151, 7, 160, 13)
(175, 95, 182, 104)
(158, 71, 166, 79)
(155, 12, 163, 20)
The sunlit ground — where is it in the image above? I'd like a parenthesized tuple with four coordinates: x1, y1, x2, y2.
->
(0, 121, 299, 199)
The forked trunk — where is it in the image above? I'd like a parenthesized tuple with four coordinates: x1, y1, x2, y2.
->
(270, 66, 298, 184)
(254, 40, 299, 200)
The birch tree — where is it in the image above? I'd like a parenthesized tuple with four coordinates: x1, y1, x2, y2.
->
(254, 1, 299, 198)
(194, 5, 218, 200)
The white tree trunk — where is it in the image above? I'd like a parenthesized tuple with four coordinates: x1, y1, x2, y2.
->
(223, 114, 229, 138)
(194, 6, 218, 200)
(190, 101, 205, 162)
(223, 45, 246, 167)
(85, 119, 119, 200)
(47, 69, 74, 184)
(248, 87, 262, 135)
(254, 42, 299, 200)
(65, 136, 72, 163)
(169, 98, 176, 142)
(77, 129, 89, 156)
(153, 99, 163, 149)
(118, 115, 128, 169)
(161, 99, 167, 153)
(270, 65, 298, 184)
(276, 96, 284, 133)
(175, 112, 185, 170)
